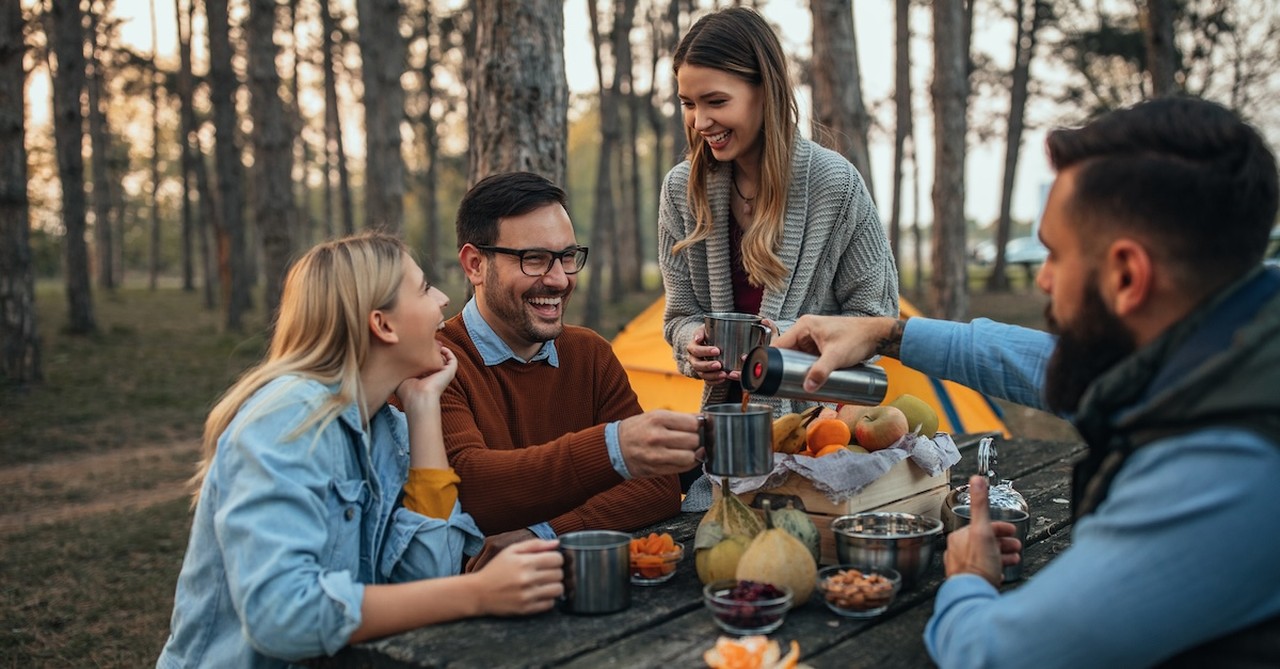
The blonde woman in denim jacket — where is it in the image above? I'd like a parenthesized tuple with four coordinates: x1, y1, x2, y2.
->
(157, 233, 564, 668)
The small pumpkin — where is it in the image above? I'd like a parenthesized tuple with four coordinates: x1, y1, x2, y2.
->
(735, 499, 818, 603)
(694, 483, 764, 584)
(769, 500, 821, 564)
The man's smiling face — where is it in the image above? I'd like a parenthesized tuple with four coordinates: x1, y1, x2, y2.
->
(474, 203, 578, 360)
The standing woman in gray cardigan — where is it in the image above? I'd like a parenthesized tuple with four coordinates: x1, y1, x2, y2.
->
(659, 6, 899, 427)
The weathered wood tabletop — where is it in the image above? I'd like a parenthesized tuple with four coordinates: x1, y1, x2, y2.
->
(309, 435, 1086, 669)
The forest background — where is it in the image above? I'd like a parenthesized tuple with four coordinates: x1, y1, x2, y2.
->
(2, 0, 1280, 666)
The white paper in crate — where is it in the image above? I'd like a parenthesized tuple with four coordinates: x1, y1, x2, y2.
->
(724, 433, 961, 504)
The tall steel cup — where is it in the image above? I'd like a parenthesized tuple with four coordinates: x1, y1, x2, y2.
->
(558, 530, 631, 614)
(951, 505, 1031, 582)
(741, 346, 888, 406)
(703, 313, 779, 375)
(699, 403, 774, 477)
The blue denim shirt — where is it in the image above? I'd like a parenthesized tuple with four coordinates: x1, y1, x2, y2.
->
(157, 376, 484, 668)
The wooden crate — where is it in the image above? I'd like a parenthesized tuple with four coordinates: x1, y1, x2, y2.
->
(717, 458, 949, 566)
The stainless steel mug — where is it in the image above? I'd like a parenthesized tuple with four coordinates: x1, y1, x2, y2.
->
(703, 313, 779, 376)
(558, 530, 631, 614)
(951, 505, 1031, 582)
(740, 346, 888, 406)
(699, 403, 774, 477)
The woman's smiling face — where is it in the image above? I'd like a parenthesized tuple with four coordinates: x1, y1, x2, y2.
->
(677, 64, 765, 167)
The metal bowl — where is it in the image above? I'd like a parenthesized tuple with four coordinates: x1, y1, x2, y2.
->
(830, 512, 944, 589)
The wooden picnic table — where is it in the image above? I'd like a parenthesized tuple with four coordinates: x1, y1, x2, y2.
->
(308, 434, 1086, 669)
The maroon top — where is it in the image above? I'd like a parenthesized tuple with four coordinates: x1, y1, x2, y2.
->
(729, 214, 764, 315)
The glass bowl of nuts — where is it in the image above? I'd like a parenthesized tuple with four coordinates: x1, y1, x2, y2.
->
(816, 565, 901, 618)
(703, 579, 793, 635)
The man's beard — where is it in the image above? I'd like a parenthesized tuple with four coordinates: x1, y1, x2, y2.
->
(1043, 280, 1136, 414)
(485, 265, 567, 345)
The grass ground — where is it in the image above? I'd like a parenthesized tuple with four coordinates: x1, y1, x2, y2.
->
(0, 271, 1074, 668)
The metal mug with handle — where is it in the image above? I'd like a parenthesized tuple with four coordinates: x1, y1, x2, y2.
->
(703, 312, 779, 377)
(698, 403, 775, 477)
(558, 530, 632, 614)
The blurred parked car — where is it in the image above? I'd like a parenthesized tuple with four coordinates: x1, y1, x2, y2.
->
(968, 236, 1048, 267)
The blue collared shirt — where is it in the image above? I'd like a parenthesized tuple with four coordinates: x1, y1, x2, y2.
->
(905, 318, 1280, 668)
(460, 299, 630, 540)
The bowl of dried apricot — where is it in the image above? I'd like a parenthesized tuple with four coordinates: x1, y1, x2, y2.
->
(816, 565, 901, 618)
(629, 532, 683, 585)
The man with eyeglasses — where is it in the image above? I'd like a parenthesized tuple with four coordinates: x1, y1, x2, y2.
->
(438, 171, 701, 569)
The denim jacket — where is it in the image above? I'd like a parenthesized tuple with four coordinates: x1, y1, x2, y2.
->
(157, 376, 484, 668)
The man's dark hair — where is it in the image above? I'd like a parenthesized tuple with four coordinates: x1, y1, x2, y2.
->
(1047, 97, 1278, 298)
(455, 172, 568, 249)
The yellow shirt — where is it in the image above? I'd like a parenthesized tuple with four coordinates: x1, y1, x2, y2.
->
(402, 468, 461, 520)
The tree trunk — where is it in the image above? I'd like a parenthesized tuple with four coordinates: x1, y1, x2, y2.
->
(85, 8, 115, 291)
(1141, 0, 1177, 97)
(910, 134, 923, 301)
(809, 0, 874, 197)
(930, 0, 968, 320)
(356, 0, 407, 232)
(613, 0, 641, 298)
(646, 5, 668, 208)
(888, 0, 910, 267)
(48, 0, 96, 334)
(288, 0, 311, 247)
(467, 0, 567, 187)
(206, 0, 252, 330)
(247, 0, 297, 320)
(987, 0, 1043, 293)
(666, 0, 686, 164)
(148, 0, 162, 291)
(177, 0, 217, 308)
(584, 0, 619, 330)
(319, 0, 354, 236)
(417, 10, 441, 277)
(0, 0, 41, 383)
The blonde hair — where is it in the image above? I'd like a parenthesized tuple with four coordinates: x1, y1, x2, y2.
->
(671, 6, 798, 292)
(190, 232, 409, 504)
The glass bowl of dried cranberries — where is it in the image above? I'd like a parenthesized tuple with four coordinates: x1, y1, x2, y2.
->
(702, 579, 793, 635)
(816, 565, 901, 618)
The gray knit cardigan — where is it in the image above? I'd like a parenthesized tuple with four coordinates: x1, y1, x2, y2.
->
(657, 137, 899, 416)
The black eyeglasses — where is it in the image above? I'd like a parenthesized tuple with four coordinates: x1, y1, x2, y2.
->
(475, 245, 590, 277)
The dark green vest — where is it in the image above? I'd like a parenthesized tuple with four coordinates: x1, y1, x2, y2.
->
(1070, 266, 1280, 667)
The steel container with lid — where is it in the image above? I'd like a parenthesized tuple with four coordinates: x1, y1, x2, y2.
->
(739, 346, 888, 406)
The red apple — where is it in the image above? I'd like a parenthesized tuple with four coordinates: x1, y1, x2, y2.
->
(836, 404, 875, 433)
(853, 406, 910, 451)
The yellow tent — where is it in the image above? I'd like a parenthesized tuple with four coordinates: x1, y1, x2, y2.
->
(610, 296, 1010, 437)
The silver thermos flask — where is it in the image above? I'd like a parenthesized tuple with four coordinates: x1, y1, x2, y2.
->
(739, 346, 888, 405)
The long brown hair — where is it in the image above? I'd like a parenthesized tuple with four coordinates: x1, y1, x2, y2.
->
(190, 232, 409, 504)
(671, 6, 798, 291)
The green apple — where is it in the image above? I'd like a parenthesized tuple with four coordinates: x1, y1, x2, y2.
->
(888, 393, 940, 437)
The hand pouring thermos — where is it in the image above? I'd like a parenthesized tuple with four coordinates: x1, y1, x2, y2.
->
(739, 346, 888, 406)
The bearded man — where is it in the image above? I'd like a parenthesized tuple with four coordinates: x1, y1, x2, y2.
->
(438, 172, 701, 570)
(774, 97, 1280, 667)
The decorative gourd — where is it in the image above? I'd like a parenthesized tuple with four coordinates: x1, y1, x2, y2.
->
(769, 500, 821, 564)
(695, 534, 751, 584)
(735, 499, 818, 603)
(694, 483, 765, 584)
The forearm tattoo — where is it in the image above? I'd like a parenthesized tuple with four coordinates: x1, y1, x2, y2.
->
(874, 318, 908, 359)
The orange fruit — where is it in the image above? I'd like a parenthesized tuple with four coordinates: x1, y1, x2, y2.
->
(815, 443, 847, 457)
(805, 417, 852, 453)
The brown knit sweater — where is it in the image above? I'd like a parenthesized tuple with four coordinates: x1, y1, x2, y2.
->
(438, 314, 682, 535)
